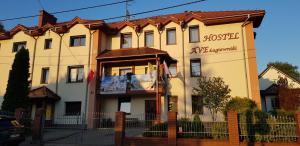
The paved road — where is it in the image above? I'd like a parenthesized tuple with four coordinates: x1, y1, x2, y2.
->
(20, 128, 115, 146)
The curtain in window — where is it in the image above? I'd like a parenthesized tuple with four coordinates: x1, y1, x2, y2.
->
(191, 61, 201, 76)
(190, 27, 199, 42)
(70, 68, 77, 82)
(145, 32, 154, 47)
(167, 30, 176, 44)
(122, 34, 132, 48)
(77, 68, 84, 81)
(44, 69, 49, 83)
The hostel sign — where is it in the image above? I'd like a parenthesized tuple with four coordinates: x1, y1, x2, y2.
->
(190, 32, 239, 54)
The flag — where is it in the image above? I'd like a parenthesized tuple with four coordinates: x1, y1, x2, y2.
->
(87, 70, 95, 83)
(148, 62, 154, 72)
(163, 60, 171, 76)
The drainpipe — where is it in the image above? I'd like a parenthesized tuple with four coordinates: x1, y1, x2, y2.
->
(84, 27, 96, 126)
(55, 33, 64, 94)
(241, 14, 251, 98)
(156, 24, 163, 50)
(30, 36, 39, 84)
(180, 21, 187, 116)
(135, 26, 141, 48)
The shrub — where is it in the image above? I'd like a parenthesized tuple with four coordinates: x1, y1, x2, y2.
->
(238, 110, 296, 142)
(177, 121, 205, 138)
(269, 109, 295, 117)
(211, 122, 228, 140)
(223, 97, 257, 116)
(143, 122, 167, 137)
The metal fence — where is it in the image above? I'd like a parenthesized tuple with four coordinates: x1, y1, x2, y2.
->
(43, 112, 115, 146)
(45, 113, 86, 129)
(177, 114, 228, 139)
(125, 113, 168, 137)
(239, 114, 298, 142)
(92, 112, 115, 128)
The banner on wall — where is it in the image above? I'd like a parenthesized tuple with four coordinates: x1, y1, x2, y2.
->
(130, 70, 157, 91)
(100, 75, 127, 94)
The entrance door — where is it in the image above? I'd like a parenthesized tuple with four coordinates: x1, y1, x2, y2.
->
(145, 100, 156, 121)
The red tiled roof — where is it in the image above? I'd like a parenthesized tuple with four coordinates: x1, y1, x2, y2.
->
(97, 47, 169, 60)
(28, 86, 61, 101)
(109, 10, 265, 30)
(0, 10, 265, 40)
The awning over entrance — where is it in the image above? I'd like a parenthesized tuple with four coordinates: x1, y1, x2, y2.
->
(28, 86, 61, 101)
(96, 47, 176, 63)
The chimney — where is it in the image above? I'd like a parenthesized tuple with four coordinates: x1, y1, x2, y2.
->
(38, 10, 57, 27)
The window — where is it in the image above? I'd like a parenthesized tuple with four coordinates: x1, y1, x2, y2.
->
(169, 63, 177, 77)
(44, 39, 52, 49)
(67, 66, 84, 83)
(145, 31, 154, 47)
(192, 95, 203, 114)
(166, 28, 176, 45)
(119, 68, 132, 76)
(271, 97, 280, 110)
(118, 97, 131, 114)
(41, 68, 49, 84)
(70, 35, 86, 47)
(190, 59, 201, 77)
(189, 25, 199, 43)
(12, 41, 26, 52)
(65, 102, 81, 115)
(121, 33, 132, 48)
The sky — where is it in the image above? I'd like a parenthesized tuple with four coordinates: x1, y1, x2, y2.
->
(0, 0, 299, 73)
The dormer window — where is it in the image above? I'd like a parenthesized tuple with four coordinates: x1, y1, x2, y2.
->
(121, 33, 132, 48)
(12, 41, 26, 52)
(70, 35, 86, 47)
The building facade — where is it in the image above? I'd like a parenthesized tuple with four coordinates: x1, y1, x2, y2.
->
(0, 10, 265, 127)
(259, 65, 300, 112)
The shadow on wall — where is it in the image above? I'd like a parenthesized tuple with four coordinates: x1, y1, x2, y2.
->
(259, 78, 276, 90)
(29, 71, 88, 118)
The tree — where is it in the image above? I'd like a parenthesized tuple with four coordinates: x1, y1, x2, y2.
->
(1, 47, 30, 112)
(193, 76, 231, 121)
(268, 61, 300, 80)
(0, 22, 5, 32)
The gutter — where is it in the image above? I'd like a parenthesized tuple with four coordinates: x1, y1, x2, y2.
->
(55, 33, 64, 94)
(30, 36, 39, 84)
(241, 14, 251, 98)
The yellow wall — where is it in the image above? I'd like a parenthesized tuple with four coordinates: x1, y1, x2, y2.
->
(0, 17, 261, 120)
(106, 19, 261, 115)
(0, 24, 93, 118)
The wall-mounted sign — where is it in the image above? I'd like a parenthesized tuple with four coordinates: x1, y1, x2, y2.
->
(203, 32, 239, 42)
(190, 46, 237, 54)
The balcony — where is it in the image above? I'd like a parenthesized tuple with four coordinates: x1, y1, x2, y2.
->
(96, 47, 176, 96)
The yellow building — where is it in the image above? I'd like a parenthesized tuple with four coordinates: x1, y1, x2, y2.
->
(0, 10, 265, 127)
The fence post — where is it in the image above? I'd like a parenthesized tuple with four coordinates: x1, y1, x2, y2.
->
(115, 112, 125, 146)
(295, 112, 300, 144)
(32, 108, 45, 144)
(168, 111, 177, 146)
(227, 111, 239, 146)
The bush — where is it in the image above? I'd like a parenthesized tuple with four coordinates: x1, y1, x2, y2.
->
(269, 109, 295, 117)
(223, 97, 257, 116)
(238, 110, 296, 142)
(177, 121, 205, 138)
(143, 122, 168, 137)
(211, 122, 228, 140)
